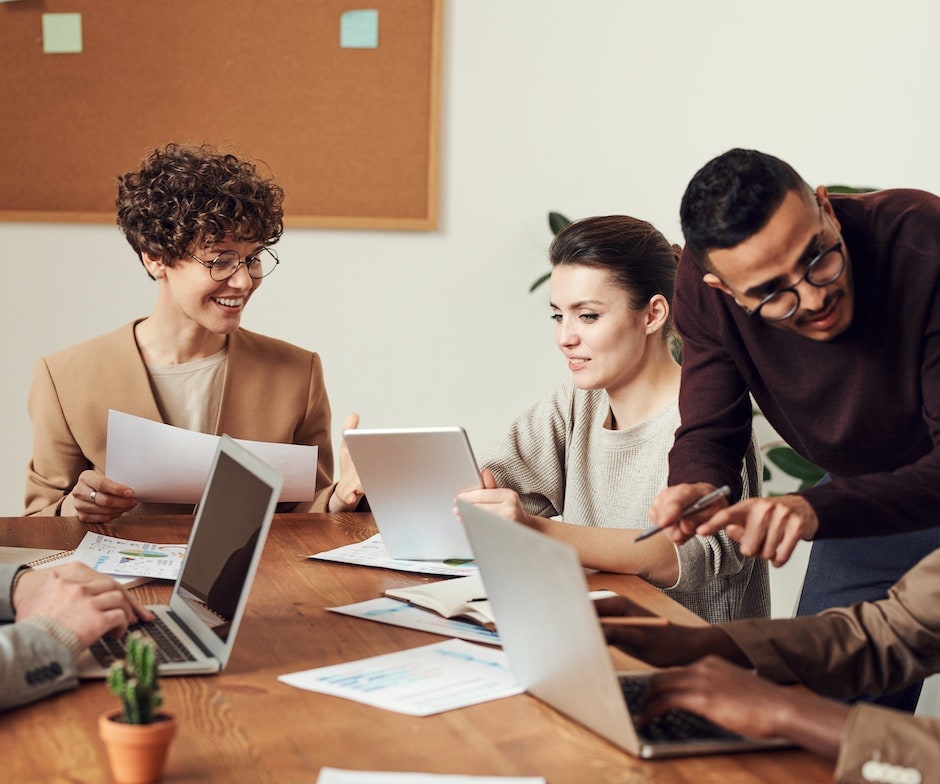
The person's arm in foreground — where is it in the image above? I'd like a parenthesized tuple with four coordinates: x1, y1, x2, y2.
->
(596, 596, 846, 759)
(0, 562, 152, 711)
(600, 562, 940, 782)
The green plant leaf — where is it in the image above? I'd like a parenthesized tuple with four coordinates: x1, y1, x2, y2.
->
(825, 185, 878, 194)
(529, 271, 551, 293)
(548, 211, 571, 235)
(765, 446, 826, 484)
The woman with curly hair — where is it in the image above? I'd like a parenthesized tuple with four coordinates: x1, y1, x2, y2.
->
(25, 143, 358, 521)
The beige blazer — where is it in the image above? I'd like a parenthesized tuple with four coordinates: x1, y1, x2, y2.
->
(723, 548, 940, 783)
(26, 321, 334, 516)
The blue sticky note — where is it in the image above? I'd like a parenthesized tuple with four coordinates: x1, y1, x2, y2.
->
(340, 9, 379, 49)
(42, 13, 83, 54)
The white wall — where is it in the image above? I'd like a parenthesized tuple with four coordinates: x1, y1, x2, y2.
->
(2, 0, 938, 710)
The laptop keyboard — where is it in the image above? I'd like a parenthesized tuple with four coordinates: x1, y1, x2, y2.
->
(619, 676, 743, 743)
(89, 615, 197, 667)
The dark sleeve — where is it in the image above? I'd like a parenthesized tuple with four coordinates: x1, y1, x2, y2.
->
(721, 548, 940, 698)
(668, 248, 755, 500)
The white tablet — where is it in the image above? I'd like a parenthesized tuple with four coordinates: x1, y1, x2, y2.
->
(343, 427, 482, 560)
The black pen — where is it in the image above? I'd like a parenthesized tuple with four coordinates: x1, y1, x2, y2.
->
(633, 485, 731, 543)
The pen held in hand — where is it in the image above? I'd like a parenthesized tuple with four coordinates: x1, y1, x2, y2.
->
(633, 485, 732, 543)
(599, 616, 670, 628)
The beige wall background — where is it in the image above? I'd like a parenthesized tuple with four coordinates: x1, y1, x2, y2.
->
(2, 0, 937, 710)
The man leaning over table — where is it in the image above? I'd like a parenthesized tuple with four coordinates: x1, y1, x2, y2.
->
(0, 561, 150, 711)
(599, 543, 940, 784)
(648, 147, 940, 711)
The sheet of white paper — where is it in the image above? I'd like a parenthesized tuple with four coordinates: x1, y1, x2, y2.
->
(317, 768, 545, 784)
(278, 639, 521, 716)
(27, 532, 179, 586)
(73, 531, 184, 580)
(105, 409, 317, 503)
(310, 534, 477, 577)
(329, 597, 501, 646)
(82, 535, 185, 580)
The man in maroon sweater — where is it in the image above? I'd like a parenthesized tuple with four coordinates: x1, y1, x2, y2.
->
(648, 148, 940, 711)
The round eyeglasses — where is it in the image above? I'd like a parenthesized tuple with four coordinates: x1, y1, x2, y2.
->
(745, 240, 846, 322)
(188, 247, 280, 282)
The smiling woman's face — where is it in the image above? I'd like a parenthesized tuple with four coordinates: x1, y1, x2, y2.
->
(549, 264, 655, 395)
(146, 238, 265, 337)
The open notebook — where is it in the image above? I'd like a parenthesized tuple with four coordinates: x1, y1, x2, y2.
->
(457, 499, 791, 760)
(77, 435, 283, 677)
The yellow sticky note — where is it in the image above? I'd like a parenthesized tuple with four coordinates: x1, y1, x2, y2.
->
(42, 13, 83, 54)
(340, 9, 379, 49)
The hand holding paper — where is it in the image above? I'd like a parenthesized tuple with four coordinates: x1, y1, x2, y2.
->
(105, 410, 317, 504)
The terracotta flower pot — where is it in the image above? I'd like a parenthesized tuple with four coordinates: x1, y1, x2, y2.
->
(98, 709, 178, 784)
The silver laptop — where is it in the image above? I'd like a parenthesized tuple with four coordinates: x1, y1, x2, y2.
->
(456, 499, 791, 759)
(78, 435, 283, 677)
(343, 427, 482, 560)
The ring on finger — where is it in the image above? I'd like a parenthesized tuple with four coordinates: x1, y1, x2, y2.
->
(90, 489, 98, 504)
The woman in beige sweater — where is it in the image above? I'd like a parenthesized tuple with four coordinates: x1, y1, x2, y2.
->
(459, 215, 768, 622)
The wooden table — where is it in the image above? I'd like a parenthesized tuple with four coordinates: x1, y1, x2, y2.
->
(0, 514, 834, 783)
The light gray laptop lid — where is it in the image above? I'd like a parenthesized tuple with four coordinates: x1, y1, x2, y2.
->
(79, 436, 283, 678)
(457, 499, 790, 759)
(167, 434, 283, 668)
(456, 498, 640, 754)
(344, 427, 482, 560)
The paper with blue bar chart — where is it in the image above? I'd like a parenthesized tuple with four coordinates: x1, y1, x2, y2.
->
(278, 639, 522, 716)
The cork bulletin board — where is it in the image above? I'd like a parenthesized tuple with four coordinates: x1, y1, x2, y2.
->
(0, 0, 442, 230)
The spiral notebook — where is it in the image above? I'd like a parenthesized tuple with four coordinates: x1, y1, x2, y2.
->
(0, 547, 149, 588)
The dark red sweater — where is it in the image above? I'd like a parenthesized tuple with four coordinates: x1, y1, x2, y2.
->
(670, 189, 940, 538)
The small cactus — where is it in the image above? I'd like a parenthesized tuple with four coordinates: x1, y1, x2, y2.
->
(106, 632, 163, 724)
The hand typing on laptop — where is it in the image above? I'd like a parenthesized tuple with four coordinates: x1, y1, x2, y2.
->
(598, 595, 846, 761)
(15, 562, 153, 647)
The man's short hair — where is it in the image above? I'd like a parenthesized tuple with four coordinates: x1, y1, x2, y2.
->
(679, 148, 812, 262)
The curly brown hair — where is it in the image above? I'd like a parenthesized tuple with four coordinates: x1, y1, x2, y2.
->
(116, 143, 284, 275)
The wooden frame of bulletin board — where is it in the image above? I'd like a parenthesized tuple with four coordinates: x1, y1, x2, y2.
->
(0, 0, 442, 230)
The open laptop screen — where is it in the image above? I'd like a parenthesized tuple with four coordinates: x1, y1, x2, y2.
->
(176, 447, 275, 641)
